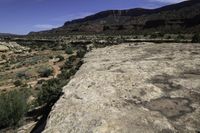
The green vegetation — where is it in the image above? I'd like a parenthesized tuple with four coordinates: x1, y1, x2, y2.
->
(16, 71, 29, 79)
(77, 50, 86, 58)
(192, 34, 200, 43)
(150, 34, 157, 39)
(37, 48, 87, 106)
(65, 47, 73, 55)
(37, 78, 63, 105)
(56, 55, 65, 62)
(14, 80, 22, 87)
(0, 37, 87, 131)
(1, 54, 6, 60)
(0, 40, 67, 131)
(0, 89, 29, 128)
(38, 67, 53, 77)
(176, 34, 185, 40)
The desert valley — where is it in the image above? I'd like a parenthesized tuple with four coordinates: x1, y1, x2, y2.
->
(0, 0, 200, 133)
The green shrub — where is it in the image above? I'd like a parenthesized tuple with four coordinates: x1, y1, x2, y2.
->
(63, 61, 73, 69)
(150, 34, 157, 39)
(56, 55, 65, 62)
(58, 69, 72, 79)
(0, 90, 28, 128)
(65, 47, 73, 55)
(68, 68, 76, 76)
(1, 54, 6, 60)
(37, 79, 45, 84)
(14, 80, 22, 87)
(166, 35, 171, 39)
(177, 34, 185, 40)
(37, 78, 63, 105)
(49, 56, 53, 59)
(38, 67, 53, 77)
(77, 50, 86, 58)
(68, 55, 77, 62)
(16, 71, 28, 79)
(75, 60, 83, 70)
(192, 34, 200, 43)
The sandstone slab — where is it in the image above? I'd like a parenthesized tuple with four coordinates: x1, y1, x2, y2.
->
(44, 43, 200, 133)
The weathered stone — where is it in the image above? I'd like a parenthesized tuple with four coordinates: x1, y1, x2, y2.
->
(0, 41, 30, 53)
(44, 43, 200, 133)
(0, 45, 9, 52)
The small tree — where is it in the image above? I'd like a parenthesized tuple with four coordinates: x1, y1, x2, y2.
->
(192, 34, 200, 43)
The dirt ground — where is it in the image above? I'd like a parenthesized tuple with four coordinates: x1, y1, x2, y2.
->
(0, 49, 67, 92)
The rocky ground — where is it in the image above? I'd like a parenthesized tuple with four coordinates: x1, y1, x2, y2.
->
(0, 41, 30, 52)
(43, 42, 200, 133)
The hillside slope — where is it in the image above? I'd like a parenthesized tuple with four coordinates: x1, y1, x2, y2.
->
(29, 0, 200, 35)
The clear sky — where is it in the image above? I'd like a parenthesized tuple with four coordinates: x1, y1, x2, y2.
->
(0, 0, 185, 35)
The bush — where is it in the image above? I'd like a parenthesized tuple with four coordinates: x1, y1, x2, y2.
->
(14, 80, 22, 87)
(63, 60, 73, 69)
(58, 69, 72, 79)
(68, 55, 77, 62)
(49, 56, 53, 59)
(16, 71, 28, 79)
(1, 54, 6, 60)
(192, 34, 200, 43)
(56, 55, 65, 62)
(77, 50, 86, 58)
(177, 34, 185, 40)
(38, 67, 53, 77)
(150, 34, 157, 39)
(37, 78, 63, 105)
(0, 90, 28, 128)
(157, 33, 164, 37)
(166, 35, 171, 39)
(65, 47, 73, 55)
(37, 79, 45, 84)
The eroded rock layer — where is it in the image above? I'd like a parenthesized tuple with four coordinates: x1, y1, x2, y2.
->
(44, 43, 200, 133)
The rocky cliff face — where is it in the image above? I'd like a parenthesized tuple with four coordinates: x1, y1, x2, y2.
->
(43, 42, 200, 133)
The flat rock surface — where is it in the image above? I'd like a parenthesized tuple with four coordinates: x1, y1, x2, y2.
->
(43, 43, 200, 133)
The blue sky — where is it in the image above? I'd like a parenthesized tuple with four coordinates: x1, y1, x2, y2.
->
(0, 0, 185, 35)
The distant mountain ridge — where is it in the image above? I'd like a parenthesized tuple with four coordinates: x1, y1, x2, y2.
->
(29, 0, 200, 35)
(0, 33, 17, 37)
